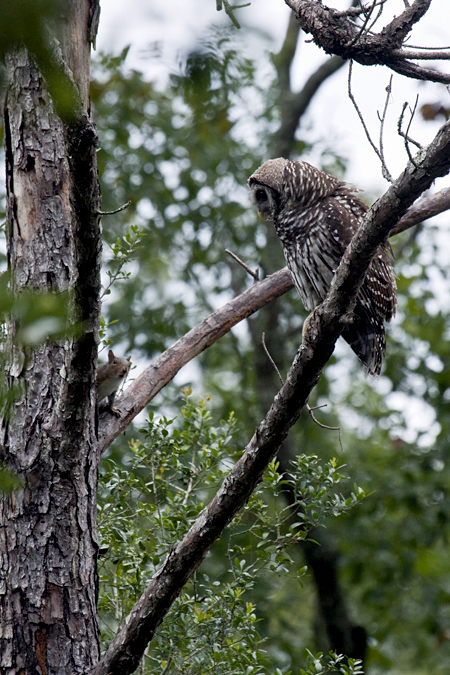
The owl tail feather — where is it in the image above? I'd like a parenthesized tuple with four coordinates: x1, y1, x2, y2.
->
(341, 312, 385, 377)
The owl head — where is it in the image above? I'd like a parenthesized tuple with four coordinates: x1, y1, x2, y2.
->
(248, 158, 345, 221)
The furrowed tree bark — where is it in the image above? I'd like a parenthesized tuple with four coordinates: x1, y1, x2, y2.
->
(93, 115, 450, 675)
(0, 2, 102, 673)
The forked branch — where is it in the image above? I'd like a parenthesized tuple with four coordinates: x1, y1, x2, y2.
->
(285, 0, 450, 83)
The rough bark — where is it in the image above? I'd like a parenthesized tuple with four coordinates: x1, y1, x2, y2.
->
(0, 2, 102, 673)
(285, 0, 450, 83)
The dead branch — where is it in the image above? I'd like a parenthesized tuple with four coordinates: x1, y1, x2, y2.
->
(284, 0, 450, 84)
(93, 116, 450, 675)
(391, 48, 450, 60)
(97, 268, 293, 453)
(403, 95, 421, 167)
(97, 200, 131, 216)
(225, 248, 259, 281)
(398, 102, 422, 150)
(348, 61, 393, 181)
(262, 332, 285, 385)
(307, 404, 344, 453)
(377, 75, 394, 180)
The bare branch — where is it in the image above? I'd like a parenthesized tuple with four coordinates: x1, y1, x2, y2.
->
(406, 43, 450, 51)
(346, 0, 384, 48)
(348, 61, 393, 181)
(399, 98, 424, 170)
(285, 0, 450, 83)
(391, 48, 450, 60)
(222, 0, 251, 28)
(225, 248, 259, 281)
(98, 268, 294, 452)
(97, 200, 131, 216)
(402, 95, 421, 167)
(390, 187, 450, 236)
(380, 0, 431, 46)
(377, 75, 394, 181)
(262, 332, 285, 385)
(387, 59, 450, 84)
(307, 404, 344, 453)
(398, 102, 422, 150)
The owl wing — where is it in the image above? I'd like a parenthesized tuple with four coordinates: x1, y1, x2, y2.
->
(287, 192, 395, 376)
(283, 196, 354, 311)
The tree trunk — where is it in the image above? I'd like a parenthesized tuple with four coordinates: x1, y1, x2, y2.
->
(0, 2, 102, 672)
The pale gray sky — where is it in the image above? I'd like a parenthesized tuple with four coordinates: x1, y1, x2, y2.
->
(96, 0, 450, 193)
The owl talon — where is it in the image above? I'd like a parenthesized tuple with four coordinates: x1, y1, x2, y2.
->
(302, 305, 322, 345)
(340, 312, 356, 325)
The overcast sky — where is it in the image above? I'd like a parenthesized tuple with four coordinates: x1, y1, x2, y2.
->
(95, 0, 450, 194)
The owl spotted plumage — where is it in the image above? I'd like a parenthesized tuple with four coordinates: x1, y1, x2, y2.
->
(248, 158, 396, 376)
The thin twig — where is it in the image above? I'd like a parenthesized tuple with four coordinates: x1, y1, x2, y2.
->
(306, 404, 344, 453)
(262, 332, 284, 386)
(262, 334, 344, 453)
(332, 6, 367, 18)
(365, 0, 388, 36)
(392, 48, 450, 60)
(405, 43, 450, 50)
(398, 102, 422, 152)
(97, 200, 132, 216)
(348, 61, 393, 182)
(346, 0, 377, 47)
(225, 249, 259, 282)
(402, 96, 422, 168)
(377, 75, 394, 182)
(222, 0, 251, 29)
(346, 0, 389, 46)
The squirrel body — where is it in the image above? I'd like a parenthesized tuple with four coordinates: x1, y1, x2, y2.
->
(96, 349, 131, 417)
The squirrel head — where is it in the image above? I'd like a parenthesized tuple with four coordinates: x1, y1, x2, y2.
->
(106, 349, 131, 377)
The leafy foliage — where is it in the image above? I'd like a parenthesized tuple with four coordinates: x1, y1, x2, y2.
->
(98, 394, 364, 672)
(301, 650, 364, 675)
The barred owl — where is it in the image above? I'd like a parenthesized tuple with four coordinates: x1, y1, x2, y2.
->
(248, 158, 396, 376)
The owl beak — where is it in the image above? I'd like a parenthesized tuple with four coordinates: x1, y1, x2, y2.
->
(257, 210, 267, 221)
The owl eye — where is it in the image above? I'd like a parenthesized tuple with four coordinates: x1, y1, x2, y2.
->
(255, 188, 267, 202)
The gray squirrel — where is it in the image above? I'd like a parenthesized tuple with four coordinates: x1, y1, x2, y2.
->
(96, 349, 131, 417)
